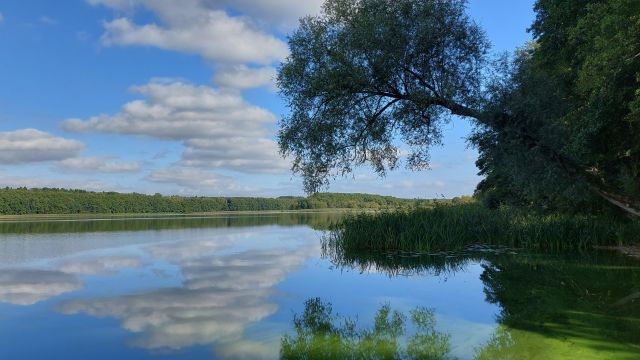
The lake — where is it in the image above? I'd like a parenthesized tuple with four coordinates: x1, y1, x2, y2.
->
(0, 212, 638, 359)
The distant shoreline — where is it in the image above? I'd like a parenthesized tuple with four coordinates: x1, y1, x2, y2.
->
(0, 188, 459, 218)
(0, 208, 371, 223)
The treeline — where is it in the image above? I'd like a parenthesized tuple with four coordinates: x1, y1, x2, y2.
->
(0, 188, 452, 215)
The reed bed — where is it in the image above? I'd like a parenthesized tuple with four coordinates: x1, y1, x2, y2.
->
(327, 204, 640, 253)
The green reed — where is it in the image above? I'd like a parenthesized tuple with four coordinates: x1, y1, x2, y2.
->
(327, 204, 640, 253)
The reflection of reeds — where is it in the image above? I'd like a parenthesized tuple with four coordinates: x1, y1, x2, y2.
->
(322, 238, 488, 277)
(327, 204, 640, 253)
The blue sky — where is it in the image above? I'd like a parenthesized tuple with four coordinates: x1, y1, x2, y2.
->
(0, 0, 534, 198)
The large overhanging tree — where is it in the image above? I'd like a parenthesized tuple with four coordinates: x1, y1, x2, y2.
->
(277, 0, 640, 216)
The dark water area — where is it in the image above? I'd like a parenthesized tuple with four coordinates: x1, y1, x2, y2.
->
(0, 213, 638, 359)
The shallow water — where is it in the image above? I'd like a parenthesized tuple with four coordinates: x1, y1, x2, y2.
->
(0, 213, 638, 359)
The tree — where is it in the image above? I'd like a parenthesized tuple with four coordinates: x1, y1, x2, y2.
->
(278, 0, 488, 193)
(277, 0, 640, 216)
(474, 0, 640, 215)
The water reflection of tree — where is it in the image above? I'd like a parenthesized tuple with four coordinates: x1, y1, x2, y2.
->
(476, 253, 640, 358)
(0, 211, 343, 234)
(281, 298, 450, 359)
(322, 242, 640, 357)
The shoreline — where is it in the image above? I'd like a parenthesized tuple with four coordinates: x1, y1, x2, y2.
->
(595, 245, 640, 259)
(0, 208, 373, 223)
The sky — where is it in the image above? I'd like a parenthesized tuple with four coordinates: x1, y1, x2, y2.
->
(0, 0, 535, 198)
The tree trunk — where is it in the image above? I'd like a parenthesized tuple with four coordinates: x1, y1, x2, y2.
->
(444, 104, 640, 217)
(593, 189, 640, 217)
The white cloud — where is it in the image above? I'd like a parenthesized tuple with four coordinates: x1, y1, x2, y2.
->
(63, 81, 273, 139)
(0, 129, 84, 164)
(181, 137, 288, 174)
(67, 0, 324, 191)
(213, 65, 277, 90)
(146, 167, 234, 190)
(209, 0, 323, 30)
(90, 0, 322, 34)
(0, 269, 82, 305)
(88, 0, 322, 92)
(57, 156, 142, 173)
(63, 80, 289, 176)
(92, 0, 288, 64)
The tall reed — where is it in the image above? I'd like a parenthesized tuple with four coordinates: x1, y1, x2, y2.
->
(327, 204, 640, 253)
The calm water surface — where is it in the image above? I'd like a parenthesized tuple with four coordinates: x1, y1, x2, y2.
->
(0, 212, 638, 359)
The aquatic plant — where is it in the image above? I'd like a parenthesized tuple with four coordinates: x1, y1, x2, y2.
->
(327, 204, 640, 253)
(280, 298, 450, 359)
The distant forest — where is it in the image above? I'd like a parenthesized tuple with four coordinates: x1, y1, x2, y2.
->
(0, 188, 469, 215)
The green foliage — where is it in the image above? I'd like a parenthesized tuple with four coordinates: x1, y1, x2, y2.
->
(327, 204, 640, 253)
(278, 0, 488, 192)
(280, 298, 450, 359)
(278, 0, 640, 215)
(473, 0, 640, 213)
(0, 188, 428, 215)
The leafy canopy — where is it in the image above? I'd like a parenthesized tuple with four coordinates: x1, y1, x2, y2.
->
(473, 0, 640, 214)
(278, 0, 640, 216)
(278, 0, 488, 193)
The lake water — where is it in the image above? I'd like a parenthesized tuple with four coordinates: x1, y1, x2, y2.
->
(0, 212, 638, 359)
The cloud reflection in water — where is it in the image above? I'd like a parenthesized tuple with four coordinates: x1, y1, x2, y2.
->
(0, 269, 83, 305)
(58, 234, 316, 358)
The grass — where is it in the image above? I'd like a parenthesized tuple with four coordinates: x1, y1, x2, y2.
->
(326, 203, 640, 253)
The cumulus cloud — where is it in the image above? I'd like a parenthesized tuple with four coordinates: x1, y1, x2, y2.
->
(59, 242, 313, 356)
(213, 65, 277, 90)
(0, 269, 82, 305)
(88, 0, 322, 91)
(57, 156, 142, 173)
(91, 0, 288, 64)
(182, 137, 288, 174)
(0, 129, 84, 164)
(63, 81, 274, 139)
(68, 0, 319, 190)
(90, 0, 322, 36)
(145, 167, 234, 190)
(63, 80, 289, 175)
(209, 0, 323, 30)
